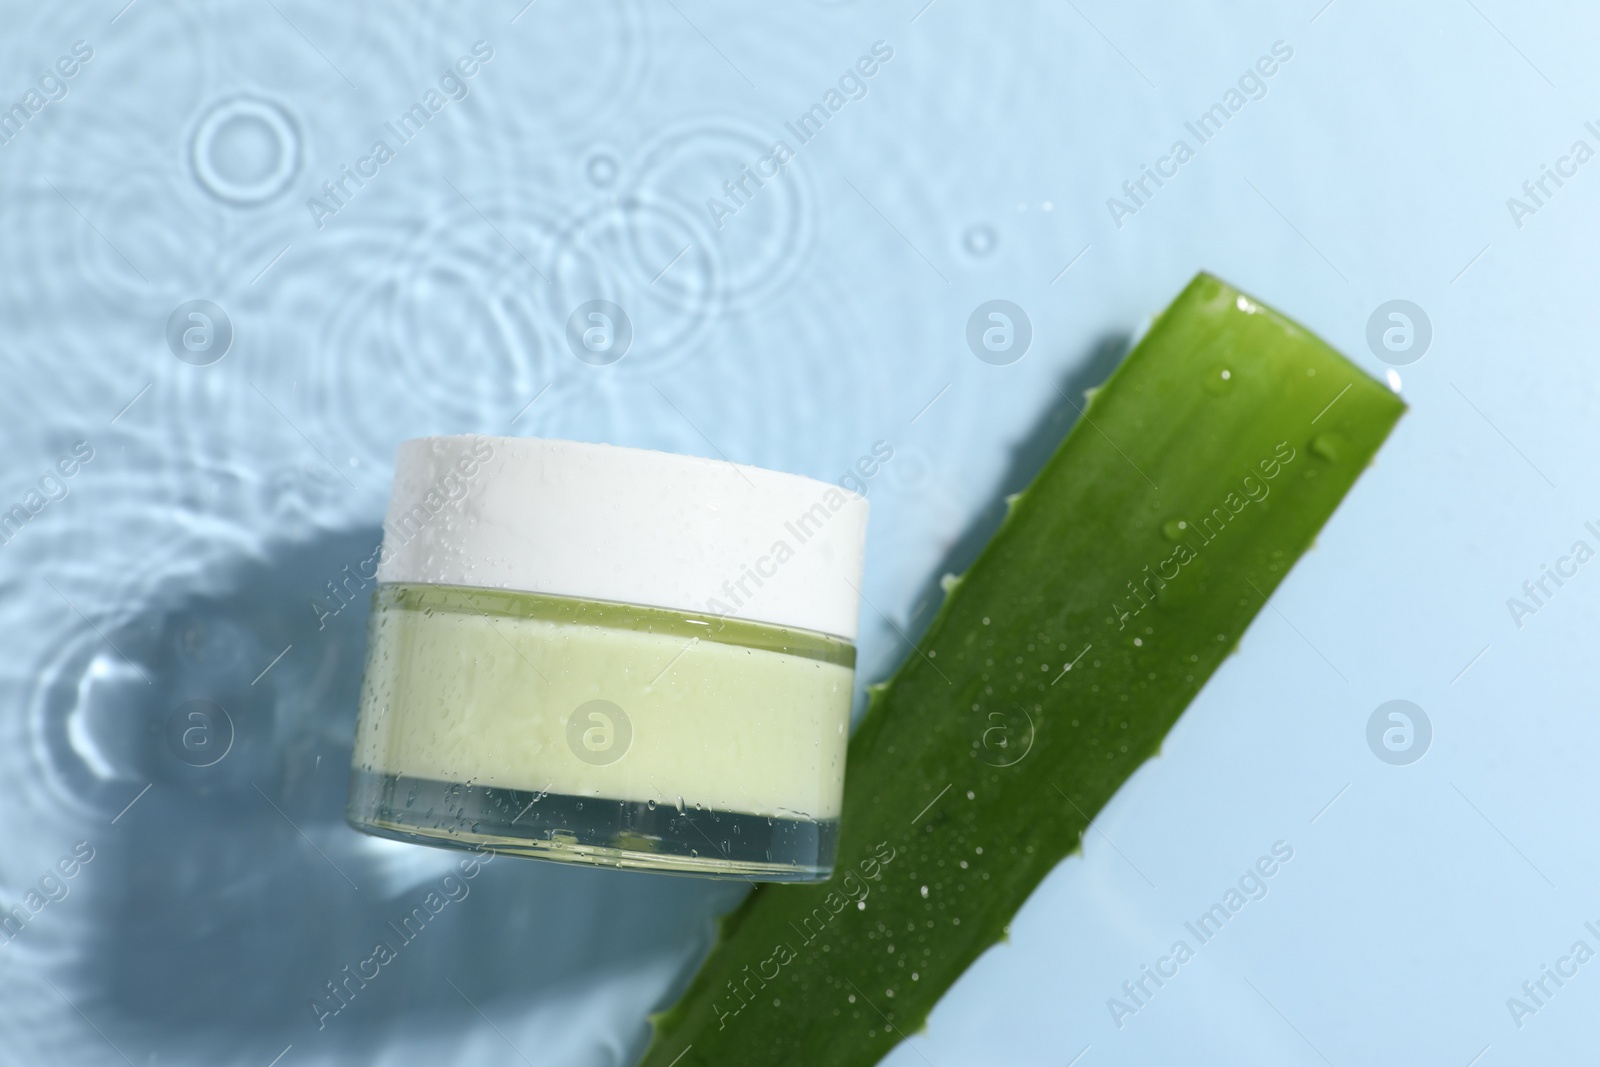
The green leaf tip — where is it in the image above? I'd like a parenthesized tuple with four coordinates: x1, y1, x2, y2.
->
(638, 272, 1404, 1067)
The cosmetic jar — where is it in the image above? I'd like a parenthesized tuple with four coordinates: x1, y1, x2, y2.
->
(346, 435, 869, 881)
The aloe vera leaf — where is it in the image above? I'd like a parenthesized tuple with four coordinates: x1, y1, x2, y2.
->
(639, 272, 1405, 1067)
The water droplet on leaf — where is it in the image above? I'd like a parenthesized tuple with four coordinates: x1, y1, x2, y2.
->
(1310, 432, 1345, 461)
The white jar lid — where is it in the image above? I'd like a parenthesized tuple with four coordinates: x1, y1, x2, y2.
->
(376, 436, 870, 641)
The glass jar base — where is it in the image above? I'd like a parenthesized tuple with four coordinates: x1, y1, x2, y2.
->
(346, 770, 838, 882)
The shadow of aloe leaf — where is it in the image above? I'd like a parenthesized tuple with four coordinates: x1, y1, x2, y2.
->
(904, 332, 1132, 640)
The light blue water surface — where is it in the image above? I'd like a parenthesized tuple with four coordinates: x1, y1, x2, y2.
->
(1, 1, 1596, 1064)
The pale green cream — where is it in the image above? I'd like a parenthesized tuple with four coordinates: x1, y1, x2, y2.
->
(353, 584, 855, 820)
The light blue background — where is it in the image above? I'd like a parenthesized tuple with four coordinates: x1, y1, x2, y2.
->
(0, 1, 1592, 1064)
